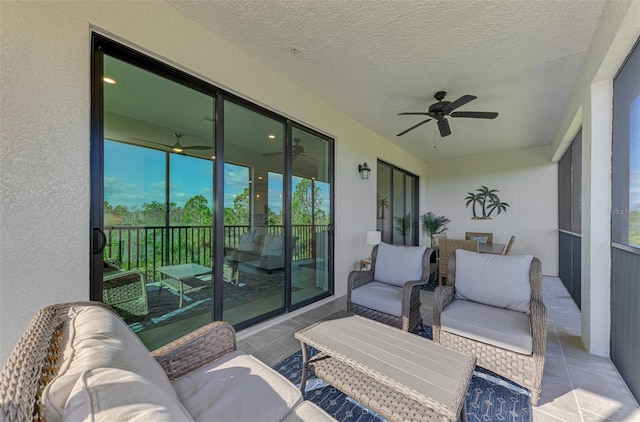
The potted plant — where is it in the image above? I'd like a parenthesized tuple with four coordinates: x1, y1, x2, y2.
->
(421, 212, 450, 247)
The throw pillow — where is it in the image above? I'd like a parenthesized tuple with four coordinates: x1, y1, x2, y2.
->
(454, 249, 533, 314)
(373, 242, 427, 286)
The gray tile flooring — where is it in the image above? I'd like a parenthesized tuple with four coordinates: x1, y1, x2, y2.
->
(238, 276, 640, 421)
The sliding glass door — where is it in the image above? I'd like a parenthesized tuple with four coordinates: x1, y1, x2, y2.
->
(222, 100, 286, 324)
(91, 34, 334, 349)
(290, 127, 333, 306)
(376, 160, 419, 245)
(99, 52, 216, 349)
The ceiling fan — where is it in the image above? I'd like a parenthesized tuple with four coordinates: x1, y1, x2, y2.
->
(397, 91, 498, 137)
(262, 138, 317, 161)
(131, 132, 211, 152)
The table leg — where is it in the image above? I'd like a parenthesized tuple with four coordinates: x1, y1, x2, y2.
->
(178, 279, 184, 308)
(299, 341, 308, 395)
(460, 402, 467, 422)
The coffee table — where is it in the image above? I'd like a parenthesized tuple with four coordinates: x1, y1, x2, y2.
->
(156, 263, 212, 308)
(295, 315, 475, 422)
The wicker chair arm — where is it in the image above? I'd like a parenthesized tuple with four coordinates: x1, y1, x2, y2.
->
(432, 285, 455, 342)
(402, 278, 429, 294)
(151, 321, 236, 381)
(347, 270, 374, 291)
(434, 285, 455, 315)
(103, 268, 144, 281)
(530, 299, 547, 354)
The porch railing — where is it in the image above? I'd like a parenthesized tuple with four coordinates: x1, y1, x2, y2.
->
(104, 224, 328, 282)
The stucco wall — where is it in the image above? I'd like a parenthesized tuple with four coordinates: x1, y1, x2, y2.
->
(425, 146, 559, 275)
(0, 1, 427, 364)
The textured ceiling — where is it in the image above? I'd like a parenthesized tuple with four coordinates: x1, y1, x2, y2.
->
(169, 0, 607, 162)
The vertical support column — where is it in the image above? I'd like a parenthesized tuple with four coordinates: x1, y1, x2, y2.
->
(581, 80, 612, 356)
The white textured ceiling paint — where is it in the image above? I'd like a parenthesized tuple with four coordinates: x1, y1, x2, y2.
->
(169, 0, 607, 162)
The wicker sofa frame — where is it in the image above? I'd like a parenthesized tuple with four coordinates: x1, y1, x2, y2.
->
(347, 244, 435, 332)
(0, 301, 238, 421)
(433, 253, 547, 405)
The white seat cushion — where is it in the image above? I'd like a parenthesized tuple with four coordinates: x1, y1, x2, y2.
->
(281, 401, 336, 422)
(441, 299, 533, 354)
(454, 249, 533, 314)
(172, 350, 302, 422)
(350, 281, 403, 316)
(374, 242, 426, 286)
(42, 305, 184, 421)
(64, 368, 193, 421)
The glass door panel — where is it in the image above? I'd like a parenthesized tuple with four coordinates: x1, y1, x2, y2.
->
(101, 54, 215, 350)
(377, 163, 392, 242)
(377, 160, 418, 246)
(223, 100, 285, 324)
(405, 175, 415, 242)
(291, 128, 333, 305)
(393, 169, 407, 244)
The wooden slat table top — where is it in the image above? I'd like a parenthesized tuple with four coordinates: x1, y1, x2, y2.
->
(295, 315, 475, 416)
(478, 242, 506, 254)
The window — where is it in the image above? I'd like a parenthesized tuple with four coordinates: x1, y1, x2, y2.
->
(557, 130, 582, 307)
(612, 39, 640, 248)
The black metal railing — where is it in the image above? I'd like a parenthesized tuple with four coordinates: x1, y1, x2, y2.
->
(104, 224, 328, 282)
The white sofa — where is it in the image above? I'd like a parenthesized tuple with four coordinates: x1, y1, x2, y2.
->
(0, 302, 335, 422)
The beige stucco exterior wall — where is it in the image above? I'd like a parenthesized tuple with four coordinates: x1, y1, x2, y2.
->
(0, 1, 427, 364)
(425, 146, 559, 275)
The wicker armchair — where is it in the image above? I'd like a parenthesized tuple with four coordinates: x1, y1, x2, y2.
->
(103, 269, 149, 317)
(347, 243, 435, 332)
(433, 250, 547, 405)
(438, 239, 478, 285)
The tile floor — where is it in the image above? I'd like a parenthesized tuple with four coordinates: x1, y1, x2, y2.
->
(237, 276, 640, 421)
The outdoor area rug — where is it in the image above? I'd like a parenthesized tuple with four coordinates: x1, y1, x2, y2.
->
(273, 325, 531, 422)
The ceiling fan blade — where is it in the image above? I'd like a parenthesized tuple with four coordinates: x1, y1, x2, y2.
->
(396, 118, 432, 136)
(437, 118, 452, 137)
(130, 137, 170, 148)
(398, 112, 430, 116)
(301, 153, 319, 162)
(442, 95, 477, 114)
(183, 145, 212, 150)
(450, 111, 499, 119)
(262, 151, 283, 157)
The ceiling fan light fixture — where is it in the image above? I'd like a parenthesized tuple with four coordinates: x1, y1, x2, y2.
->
(172, 145, 184, 152)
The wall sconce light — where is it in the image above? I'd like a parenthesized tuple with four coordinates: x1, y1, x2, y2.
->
(358, 162, 371, 179)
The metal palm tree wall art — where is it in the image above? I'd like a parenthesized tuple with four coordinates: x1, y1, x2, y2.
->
(465, 185, 510, 219)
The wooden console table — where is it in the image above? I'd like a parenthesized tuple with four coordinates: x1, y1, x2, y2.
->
(295, 315, 476, 422)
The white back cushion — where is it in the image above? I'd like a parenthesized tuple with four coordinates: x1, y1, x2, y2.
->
(374, 242, 426, 286)
(43, 305, 183, 421)
(64, 368, 194, 421)
(454, 249, 533, 314)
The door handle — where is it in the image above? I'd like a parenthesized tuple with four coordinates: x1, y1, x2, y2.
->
(93, 228, 106, 254)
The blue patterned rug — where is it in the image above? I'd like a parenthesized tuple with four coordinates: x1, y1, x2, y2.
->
(273, 325, 530, 422)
